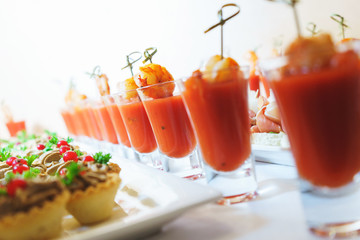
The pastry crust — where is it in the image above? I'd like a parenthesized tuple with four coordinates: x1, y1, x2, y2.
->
(0, 190, 70, 240)
(66, 173, 121, 225)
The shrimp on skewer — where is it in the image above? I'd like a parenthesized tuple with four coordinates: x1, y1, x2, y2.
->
(87, 66, 110, 96)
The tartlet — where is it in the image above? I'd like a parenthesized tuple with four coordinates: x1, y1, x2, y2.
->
(62, 160, 121, 225)
(0, 177, 69, 240)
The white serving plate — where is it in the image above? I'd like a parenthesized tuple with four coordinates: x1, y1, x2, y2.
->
(252, 144, 295, 167)
(59, 158, 221, 240)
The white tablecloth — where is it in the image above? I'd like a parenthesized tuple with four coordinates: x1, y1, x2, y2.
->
(147, 162, 359, 240)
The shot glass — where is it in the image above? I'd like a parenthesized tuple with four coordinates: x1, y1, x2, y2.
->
(103, 95, 136, 160)
(60, 107, 78, 136)
(178, 67, 257, 204)
(261, 46, 360, 237)
(91, 99, 119, 152)
(137, 81, 205, 180)
(71, 103, 89, 141)
(5, 120, 26, 137)
(114, 89, 162, 169)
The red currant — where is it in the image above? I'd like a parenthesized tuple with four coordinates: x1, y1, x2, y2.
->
(13, 164, 30, 174)
(59, 168, 67, 176)
(7, 179, 27, 197)
(63, 151, 78, 162)
(6, 157, 17, 166)
(83, 155, 94, 162)
(57, 140, 69, 148)
(12, 158, 27, 166)
(37, 144, 45, 150)
(59, 145, 71, 154)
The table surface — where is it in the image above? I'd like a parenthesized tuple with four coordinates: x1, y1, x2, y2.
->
(146, 162, 360, 240)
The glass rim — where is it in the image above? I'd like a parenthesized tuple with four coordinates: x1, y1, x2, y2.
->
(111, 88, 138, 97)
(176, 65, 250, 83)
(135, 80, 176, 91)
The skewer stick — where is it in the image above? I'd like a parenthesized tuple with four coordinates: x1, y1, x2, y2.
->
(143, 47, 157, 64)
(121, 52, 142, 77)
(204, 3, 240, 59)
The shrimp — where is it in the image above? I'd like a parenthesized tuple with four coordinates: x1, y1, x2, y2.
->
(65, 84, 87, 105)
(134, 63, 175, 99)
(284, 33, 335, 75)
(124, 77, 139, 99)
(211, 57, 242, 83)
(95, 74, 110, 96)
(88, 66, 110, 96)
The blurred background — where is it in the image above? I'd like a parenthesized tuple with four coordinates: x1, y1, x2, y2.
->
(0, 0, 358, 137)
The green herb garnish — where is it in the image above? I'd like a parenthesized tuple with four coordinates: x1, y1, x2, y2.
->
(0, 188, 7, 196)
(4, 142, 15, 151)
(74, 149, 83, 157)
(0, 148, 12, 162)
(93, 152, 112, 165)
(61, 162, 84, 186)
(16, 130, 36, 143)
(45, 130, 57, 138)
(19, 145, 27, 151)
(44, 136, 59, 152)
(5, 172, 15, 183)
(24, 154, 39, 167)
(66, 137, 74, 143)
(49, 136, 59, 145)
(23, 168, 40, 179)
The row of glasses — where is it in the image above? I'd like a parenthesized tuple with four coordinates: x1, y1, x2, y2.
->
(61, 66, 258, 202)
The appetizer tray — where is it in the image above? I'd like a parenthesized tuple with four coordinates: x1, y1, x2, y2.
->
(252, 144, 295, 167)
(59, 156, 221, 240)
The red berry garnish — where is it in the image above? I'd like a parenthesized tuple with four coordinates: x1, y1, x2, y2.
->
(63, 151, 78, 162)
(37, 144, 45, 150)
(83, 155, 94, 162)
(59, 168, 67, 176)
(80, 170, 86, 176)
(13, 164, 30, 174)
(6, 157, 17, 166)
(59, 145, 71, 154)
(12, 158, 27, 166)
(7, 179, 27, 197)
(57, 140, 69, 148)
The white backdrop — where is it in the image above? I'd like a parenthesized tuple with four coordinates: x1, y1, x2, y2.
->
(0, 0, 359, 137)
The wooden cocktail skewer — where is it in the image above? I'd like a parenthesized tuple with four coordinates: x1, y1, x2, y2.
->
(143, 47, 157, 64)
(330, 14, 348, 40)
(204, 3, 240, 59)
(122, 51, 142, 77)
(306, 22, 319, 37)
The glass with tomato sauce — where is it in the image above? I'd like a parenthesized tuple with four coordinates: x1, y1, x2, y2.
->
(262, 42, 360, 237)
(137, 81, 204, 180)
(178, 66, 257, 204)
(6, 120, 26, 137)
(60, 107, 78, 136)
(103, 95, 136, 160)
(113, 89, 162, 169)
(91, 100, 119, 146)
